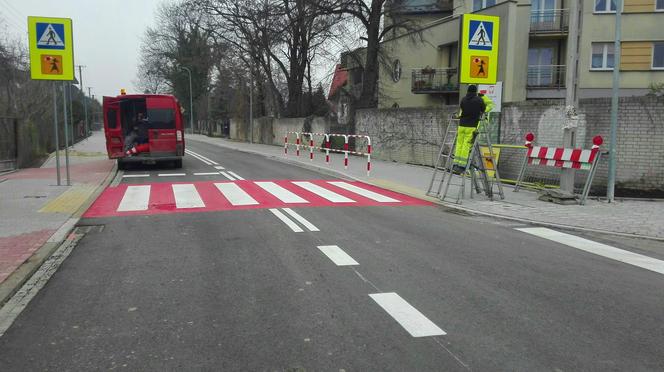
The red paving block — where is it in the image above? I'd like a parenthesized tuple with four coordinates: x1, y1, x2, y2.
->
(1, 159, 113, 184)
(0, 229, 56, 284)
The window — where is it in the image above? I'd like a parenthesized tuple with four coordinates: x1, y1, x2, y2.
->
(594, 0, 617, 12)
(147, 109, 175, 129)
(654, 43, 664, 69)
(106, 109, 117, 129)
(591, 43, 615, 70)
(657, 0, 664, 10)
(473, 0, 496, 12)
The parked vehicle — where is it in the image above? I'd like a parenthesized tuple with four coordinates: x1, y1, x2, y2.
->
(103, 92, 185, 169)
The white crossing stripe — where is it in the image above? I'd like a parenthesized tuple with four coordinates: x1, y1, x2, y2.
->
(255, 182, 309, 203)
(317, 245, 358, 266)
(269, 209, 303, 232)
(185, 150, 212, 165)
(215, 183, 259, 206)
(172, 184, 205, 209)
(193, 172, 219, 176)
(369, 293, 446, 337)
(282, 208, 319, 232)
(220, 171, 236, 181)
(122, 174, 150, 178)
(117, 185, 151, 212)
(516, 227, 664, 276)
(214, 165, 225, 170)
(327, 181, 399, 203)
(292, 181, 355, 203)
(158, 173, 186, 177)
(227, 171, 245, 181)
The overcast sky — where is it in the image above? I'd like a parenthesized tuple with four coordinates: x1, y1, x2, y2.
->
(1, 0, 164, 100)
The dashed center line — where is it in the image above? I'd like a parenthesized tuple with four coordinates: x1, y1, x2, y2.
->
(282, 208, 319, 231)
(369, 293, 446, 337)
(214, 165, 225, 170)
(317, 245, 359, 266)
(227, 171, 245, 180)
(219, 171, 236, 181)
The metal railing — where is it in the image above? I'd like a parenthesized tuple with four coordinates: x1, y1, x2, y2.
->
(411, 68, 459, 94)
(527, 65, 566, 89)
(530, 9, 569, 34)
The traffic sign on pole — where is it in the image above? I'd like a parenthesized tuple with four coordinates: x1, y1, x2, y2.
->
(28, 16, 75, 81)
(459, 14, 500, 84)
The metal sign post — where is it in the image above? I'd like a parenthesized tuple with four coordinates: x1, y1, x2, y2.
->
(52, 84, 61, 185)
(27, 16, 75, 186)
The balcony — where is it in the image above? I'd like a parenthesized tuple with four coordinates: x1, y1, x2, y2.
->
(527, 65, 566, 89)
(530, 9, 569, 35)
(411, 68, 458, 94)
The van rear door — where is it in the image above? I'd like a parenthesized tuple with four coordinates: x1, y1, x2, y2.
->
(146, 97, 177, 156)
(103, 96, 123, 158)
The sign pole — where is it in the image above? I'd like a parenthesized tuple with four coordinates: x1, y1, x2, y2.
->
(53, 83, 61, 186)
(62, 81, 71, 186)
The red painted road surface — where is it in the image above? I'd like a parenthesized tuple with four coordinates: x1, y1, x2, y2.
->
(83, 180, 431, 218)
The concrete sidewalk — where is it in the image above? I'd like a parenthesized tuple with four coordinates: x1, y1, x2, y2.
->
(188, 134, 664, 241)
(0, 131, 115, 304)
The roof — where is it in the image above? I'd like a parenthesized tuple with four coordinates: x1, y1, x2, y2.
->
(328, 65, 348, 100)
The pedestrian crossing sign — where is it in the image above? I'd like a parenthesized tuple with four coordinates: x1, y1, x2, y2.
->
(460, 14, 499, 84)
(28, 16, 74, 80)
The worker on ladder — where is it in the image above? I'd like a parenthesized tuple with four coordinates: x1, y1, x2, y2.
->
(453, 85, 486, 174)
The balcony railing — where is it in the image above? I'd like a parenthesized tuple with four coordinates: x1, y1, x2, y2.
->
(530, 9, 569, 34)
(411, 68, 458, 94)
(527, 65, 566, 89)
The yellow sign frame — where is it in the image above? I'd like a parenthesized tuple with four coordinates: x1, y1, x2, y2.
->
(460, 14, 499, 84)
(28, 16, 74, 81)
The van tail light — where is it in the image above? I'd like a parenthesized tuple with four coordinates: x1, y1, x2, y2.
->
(176, 130, 183, 142)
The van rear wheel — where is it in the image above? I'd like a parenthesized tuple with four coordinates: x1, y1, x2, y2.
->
(173, 159, 183, 169)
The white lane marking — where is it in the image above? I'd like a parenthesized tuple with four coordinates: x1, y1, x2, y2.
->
(122, 174, 150, 178)
(158, 173, 186, 177)
(282, 208, 319, 232)
(219, 171, 236, 181)
(214, 165, 225, 170)
(369, 293, 446, 337)
(185, 150, 212, 165)
(172, 184, 205, 209)
(317, 245, 358, 266)
(269, 208, 303, 232)
(227, 171, 245, 181)
(215, 183, 259, 206)
(187, 150, 218, 165)
(516, 227, 664, 276)
(255, 182, 309, 203)
(292, 181, 355, 203)
(327, 181, 400, 203)
(118, 185, 151, 211)
(193, 172, 220, 176)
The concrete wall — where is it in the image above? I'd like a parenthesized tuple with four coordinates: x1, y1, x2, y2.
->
(352, 95, 664, 195)
(230, 116, 331, 146)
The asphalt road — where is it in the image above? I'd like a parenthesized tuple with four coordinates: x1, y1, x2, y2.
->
(1, 139, 663, 371)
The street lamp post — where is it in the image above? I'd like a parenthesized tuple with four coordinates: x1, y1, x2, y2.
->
(180, 66, 194, 133)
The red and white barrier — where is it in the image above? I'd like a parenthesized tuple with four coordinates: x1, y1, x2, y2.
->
(515, 132, 604, 205)
(284, 132, 372, 176)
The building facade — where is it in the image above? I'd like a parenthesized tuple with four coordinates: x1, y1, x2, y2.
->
(340, 0, 664, 108)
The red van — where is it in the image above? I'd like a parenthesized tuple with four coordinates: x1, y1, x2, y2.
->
(103, 93, 185, 169)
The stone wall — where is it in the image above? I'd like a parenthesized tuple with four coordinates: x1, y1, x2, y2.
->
(230, 116, 331, 146)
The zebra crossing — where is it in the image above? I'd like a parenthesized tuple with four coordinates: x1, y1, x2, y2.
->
(83, 179, 430, 218)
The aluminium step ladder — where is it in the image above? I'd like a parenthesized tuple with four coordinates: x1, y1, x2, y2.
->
(427, 114, 505, 204)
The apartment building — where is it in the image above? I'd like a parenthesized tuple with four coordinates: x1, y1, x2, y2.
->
(337, 0, 664, 108)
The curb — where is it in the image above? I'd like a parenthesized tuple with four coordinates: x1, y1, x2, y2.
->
(0, 162, 118, 307)
(189, 137, 664, 242)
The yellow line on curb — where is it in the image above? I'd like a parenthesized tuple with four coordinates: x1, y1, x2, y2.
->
(38, 185, 97, 213)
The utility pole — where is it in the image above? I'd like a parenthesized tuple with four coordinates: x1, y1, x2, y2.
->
(561, 0, 582, 194)
(180, 66, 194, 133)
(607, 0, 622, 202)
(77, 65, 89, 137)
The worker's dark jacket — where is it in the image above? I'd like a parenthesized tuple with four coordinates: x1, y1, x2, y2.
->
(458, 93, 486, 127)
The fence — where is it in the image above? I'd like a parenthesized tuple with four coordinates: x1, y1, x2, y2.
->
(284, 132, 373, 175)
(0, 118, 18, 172)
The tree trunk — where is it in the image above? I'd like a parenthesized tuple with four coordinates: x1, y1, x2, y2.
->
(357, 0, 383, 109)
